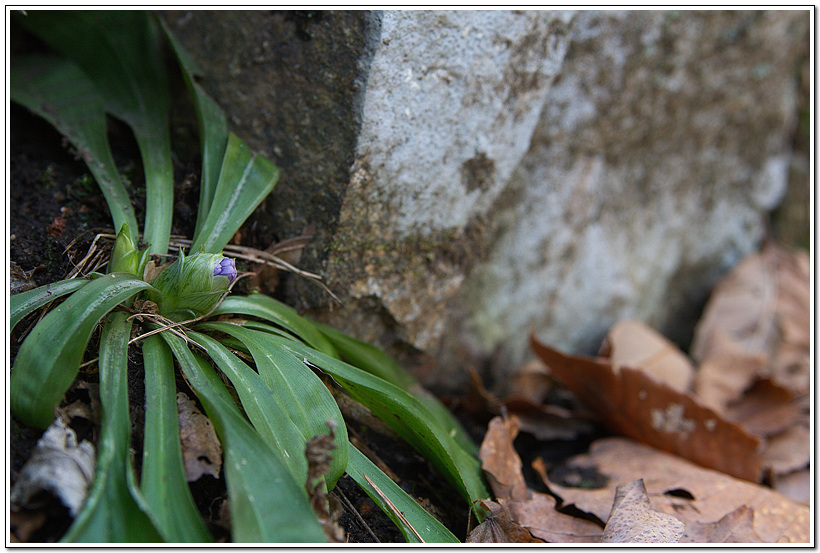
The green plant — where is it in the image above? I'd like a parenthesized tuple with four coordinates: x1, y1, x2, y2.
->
(10, 10, 488, 543)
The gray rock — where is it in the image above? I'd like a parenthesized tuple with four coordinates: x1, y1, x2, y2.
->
(163, 10, 808, 393)
(455, 11, 807, 390)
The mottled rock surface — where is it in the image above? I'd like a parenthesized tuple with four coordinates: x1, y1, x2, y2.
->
(454, 11, 808, 390)
(163, 10, 809, 393)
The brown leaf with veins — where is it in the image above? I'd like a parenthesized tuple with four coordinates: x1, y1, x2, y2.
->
(601, 479, 685, 543)
(530, 335, 762, 481)
(540, 437, 809, 543)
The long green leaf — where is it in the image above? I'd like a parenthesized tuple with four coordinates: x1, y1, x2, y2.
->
(252, 334, 490, 511)
(196, 323, 348, 488)
(346, 445, 459, 543)
(62, 311, 163, 542)
(162, 332, 326, 543)
(187, 330, 310, 484)
(10, 277, 90, 331)
(141, 335, 213, 542)
(10, 55, 139, 243)
(188, 133, 278, 254)
(311, 319, 479, 455)
(18, 10, 174, 255)
(159, 19, 229, 238)
(11, 273, 152, 429)
(210, 294, 337, 357)
(310, 320, 416, 389)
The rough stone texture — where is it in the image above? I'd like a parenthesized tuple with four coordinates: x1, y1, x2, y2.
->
(321, 11, 574, 365)
(452, 11, 808, 391)
(161, 10, 808, 394)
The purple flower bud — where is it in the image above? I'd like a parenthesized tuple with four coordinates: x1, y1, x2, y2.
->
(150, 252, 238, 320)
(213, 257, 237, 284)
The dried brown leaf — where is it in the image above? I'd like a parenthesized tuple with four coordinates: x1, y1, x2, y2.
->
(691, 243, 810, 401)
(509, 361, 554, 404)
(177, 392, 222, 482)
(541, 437, 810, 543)
(724, 379, 802, 437)
(479, 415, 528, 502)
(601, 479, 685, 543)
(530, 335, 762, 481)
(760, 424, 810, 476)
(601, 319, 695, 393)
(479, 416, 605, 543)
(679, 505, 762, 543)
(507, 492, 603, 543)
(693, 330, 769, 412)
(771, 469, 810, 506)
(467, 500, 542, 543)
(690, 244, 780, 362)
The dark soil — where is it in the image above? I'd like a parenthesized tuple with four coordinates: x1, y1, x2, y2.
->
(8, 99, 475, 544)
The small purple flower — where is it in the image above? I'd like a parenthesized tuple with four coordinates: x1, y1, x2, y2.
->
(213, 257, 237, 284)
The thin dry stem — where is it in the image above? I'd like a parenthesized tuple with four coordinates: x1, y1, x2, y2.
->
(363, 474, 425, 543)
(64, 232, 115, 279)
(61, 231, 339, 303)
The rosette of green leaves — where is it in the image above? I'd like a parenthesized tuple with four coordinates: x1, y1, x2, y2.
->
(11, 10, 489, 543)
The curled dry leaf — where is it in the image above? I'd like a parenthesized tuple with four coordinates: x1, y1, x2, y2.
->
(691, 243, 810, 401)
(479, 415, 528, 502)
(601, 479, 685, 543)
(540, 437, 809, 543)
(10, 417, 95, 516)
(686, 243, 810, 502)
(530, 335, 762, 481)
(177, 392, 222, 482)
(479, 415, 604, 543)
